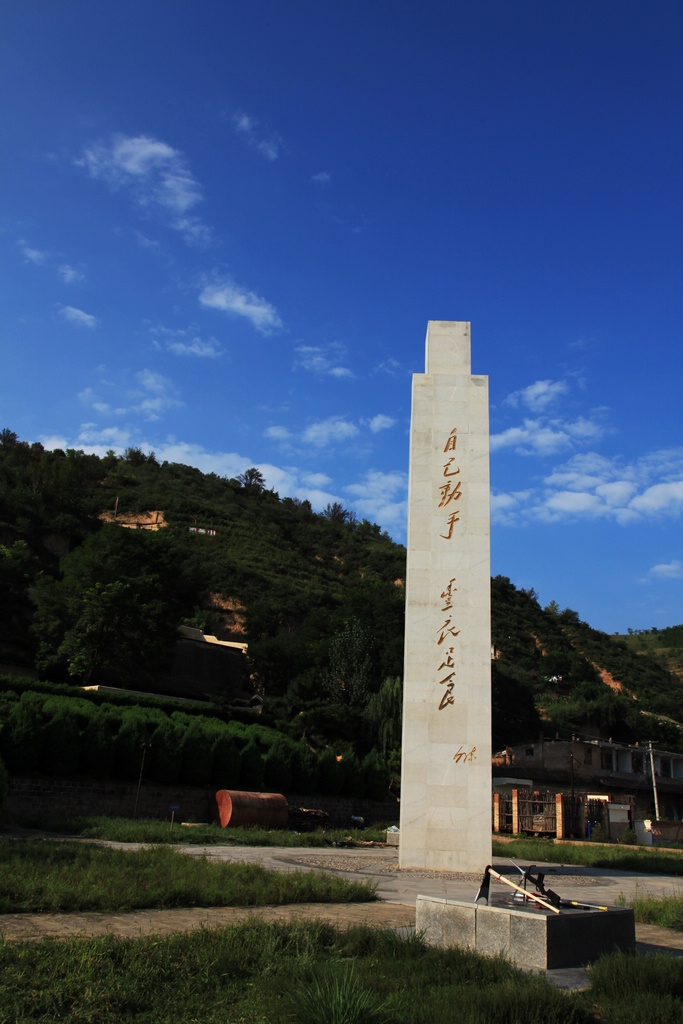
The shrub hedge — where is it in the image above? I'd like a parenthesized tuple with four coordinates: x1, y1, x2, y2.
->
(0, 684, 389, 801)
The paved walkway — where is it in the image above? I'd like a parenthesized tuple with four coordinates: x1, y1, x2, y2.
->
(2, 837, 683, 991)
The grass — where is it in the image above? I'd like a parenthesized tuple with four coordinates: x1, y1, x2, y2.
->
(493, 836, 683, 876)
(0, 838, 376, 913)
(615, 890, 683, 932)
(588, 951, 683, 1023)
(17, 813, 390, 847)
(0, 920, 598, 1023)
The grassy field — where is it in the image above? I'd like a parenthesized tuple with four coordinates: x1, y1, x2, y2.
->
(0, 838, 376, 913)
(0, 920, 589, 1024)
(492, 836, 683, 876)
(20, 813, 390, 847)
(617, 891, 683, 932)
(2, 920, 681, 1024)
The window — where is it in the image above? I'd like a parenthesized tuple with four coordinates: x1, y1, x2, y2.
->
(601, 751, 614, 770)
(525, 747, 534, 757)
(584, 747, 593, 766)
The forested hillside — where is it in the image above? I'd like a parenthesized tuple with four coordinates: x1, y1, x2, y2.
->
(1, 428, 681, 766)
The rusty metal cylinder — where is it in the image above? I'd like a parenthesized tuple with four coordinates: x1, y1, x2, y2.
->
(213, 789, 289, 829)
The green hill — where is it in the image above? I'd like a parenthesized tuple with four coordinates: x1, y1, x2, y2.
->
(1, 428, 682, 762)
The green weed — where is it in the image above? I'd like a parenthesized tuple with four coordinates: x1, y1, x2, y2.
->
(20, 813, 390, 847)
(0, 838, 375, 913)
(493, 836, 683, 876)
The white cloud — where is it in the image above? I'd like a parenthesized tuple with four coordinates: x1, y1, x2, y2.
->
(58, 264, 85, 284)
(295, 344, 353, 378)
(375, 357, 403, 376)
(199, 276, 282, 334)
(77, 423, 132, 449)
(629, 481, 683, 516)
(130, 370, 182, 421)
(491, 419, 572, 455)
(20, 243, 49, 265)
(264, 426, 292, 441)
(150, 324, 222, 358)
(302, 472, 332, 488)
(232, 111, 281, 160)
(366, 414, 396, 433)
(648, 560, 683, 579)
(311, 171, 331, 185)
(302, 417, 359, 447)
(60, 305, 98, 328)
(504, 379, 569, 412)
(38, 434, 69, 451)
(493, 447, 683, 526)
(77, 369, 181, 423)
(345, 469, 408, 530)
(76, 133, 209, 244)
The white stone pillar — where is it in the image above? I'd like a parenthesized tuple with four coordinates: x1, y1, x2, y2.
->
(399, 321, 492, 872)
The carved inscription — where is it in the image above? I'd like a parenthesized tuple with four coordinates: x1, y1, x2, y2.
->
(436, 575, 459, 710)
(439, 429, 462, 539)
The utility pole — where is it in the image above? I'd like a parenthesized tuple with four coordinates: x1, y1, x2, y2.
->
(570, 733, 575, 799)
(648, 740, 660, 821)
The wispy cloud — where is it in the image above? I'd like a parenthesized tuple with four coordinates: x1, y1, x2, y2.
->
(492, 447, 683, 526)
(492, 376, 608, 456)
(295, 344, 352, 378)
(232, 111, 281, 160)
(647, 560, 683, 580)
(311, 171, 331, 185)
(60, 305, 98, 328)
(58, 264, 85, 284)
(345, 469, 408, 530)
(365, 414, 396, 433)
(75, 133, 209, 245)
(264, 425, 292, 441)
(199, 275, 282, 334)
(491, 416, 605, 456)
(375, 357, 404, 376)
(302, 416, 359, 447)
(77, 368, 182, 422)
(150, 324, 222, 358)
(504, 379, 569, 412)
(19, 242, 49, 265)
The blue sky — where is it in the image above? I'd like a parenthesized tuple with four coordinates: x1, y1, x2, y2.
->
(2, 1, 681, 634)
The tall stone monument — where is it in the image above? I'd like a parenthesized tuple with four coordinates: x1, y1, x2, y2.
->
(399, 321, 492, 872)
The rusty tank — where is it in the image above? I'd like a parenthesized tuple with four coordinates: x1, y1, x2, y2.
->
(213, 789, 289, 829)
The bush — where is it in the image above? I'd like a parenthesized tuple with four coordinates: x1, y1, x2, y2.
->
(240, 740, 265, 790)
(0, 754, 8, 813)
(41, 708, 81, 778)
(264, 737, 294, 792)
(179, 719, 213, 787)
(318, 748, 345, 796)
(362, 749, 390, 802)
(211, 730, 242, 789)
(149, 720, 183, 784)
(291, 742, 319, 794)
(114, 713, 150, 782)
(341, 751, 365, 799)
(2, 696, 43, 774)
(80, 712, 117, 779)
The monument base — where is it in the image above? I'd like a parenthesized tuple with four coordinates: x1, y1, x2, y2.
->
(416, 895, 635, 969)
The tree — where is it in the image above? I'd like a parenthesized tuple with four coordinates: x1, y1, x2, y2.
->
(322, 502, 349, 523)
(366, 676, 403, 754)
(237, 467, 265, 491)
(322, 618, 378, 707)
(32, 524, 192, 685)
